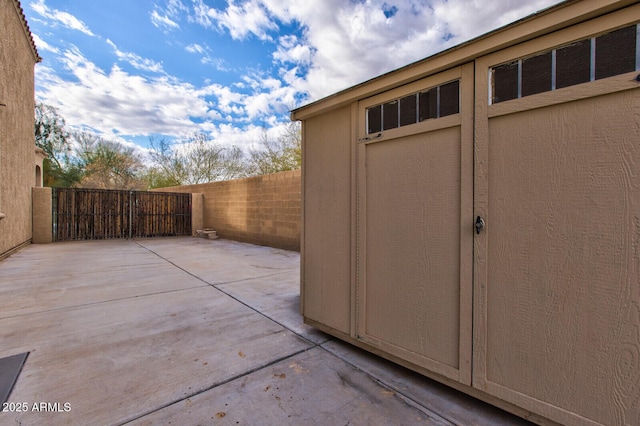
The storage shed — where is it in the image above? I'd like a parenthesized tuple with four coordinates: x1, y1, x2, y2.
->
(291, 0, 640, 424)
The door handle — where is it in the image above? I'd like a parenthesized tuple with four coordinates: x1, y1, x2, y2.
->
(475, 216, 485, 234)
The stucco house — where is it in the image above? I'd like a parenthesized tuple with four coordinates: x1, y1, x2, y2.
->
(0, 0, 42, 259)
(292, 0, 640, 424)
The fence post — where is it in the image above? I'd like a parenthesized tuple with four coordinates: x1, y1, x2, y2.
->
(192, 193, 204, 236)
(32, 187, 52, 244)
(129, 190, 133, 239)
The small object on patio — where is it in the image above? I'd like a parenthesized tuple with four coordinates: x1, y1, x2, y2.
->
(195, 228, 219, 240)
(0, 352, 29, 405)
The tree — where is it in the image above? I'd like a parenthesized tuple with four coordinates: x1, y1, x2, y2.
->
(247, 121, 301, 176)
(142, 166, 181, 189)
(34, 102, 82, 187)
(74, 131, 146, 190)
(147, 132, 248, 186)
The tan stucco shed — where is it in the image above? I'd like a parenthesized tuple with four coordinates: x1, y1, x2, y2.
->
(292, 0, 640, 424)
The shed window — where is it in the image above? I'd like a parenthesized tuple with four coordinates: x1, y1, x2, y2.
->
(366, 80, 460, 134)
(522, 52, 552, 97)
(383, 101, 399, 130)
(439, 80, 460, 117)
(419, 87, 438, 121)
(368, 104, 382, 134)
(399, 94, 417, 126)
(492, 62, 519, 103)
(595, 25, 637, 79)
(556, 40, 591, 89)
(491, 23, 639, 104)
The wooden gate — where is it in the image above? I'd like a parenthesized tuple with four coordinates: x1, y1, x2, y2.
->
(52, 188, 191, 241)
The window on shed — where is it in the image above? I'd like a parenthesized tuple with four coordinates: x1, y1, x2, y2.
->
(383, 101, 399, 130)
(492, 61, 519, 103)
(364, 79, 460, 134)
(556, 40, 591, 89)
(399, 94, 417, 126)
(522, 52, 552, 97)
(439, 80, 460, 117)
(491, 23, 639, 104)
(367, 104, 382, 134)
(595, 25, 637, 79)
(419, 87, 438, 121)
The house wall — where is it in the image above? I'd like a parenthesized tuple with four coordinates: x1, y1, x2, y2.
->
(293, 1, 640, 424)
(0, 0, 39, 259)
(160, 169, 301, 251)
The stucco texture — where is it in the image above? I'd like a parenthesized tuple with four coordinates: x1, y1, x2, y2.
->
(0, 0, 39, 258)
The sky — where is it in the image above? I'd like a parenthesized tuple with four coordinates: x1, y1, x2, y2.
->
(23, 0, 565, 152)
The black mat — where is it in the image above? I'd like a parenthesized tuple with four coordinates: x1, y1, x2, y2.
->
(0, 352, 29, 404)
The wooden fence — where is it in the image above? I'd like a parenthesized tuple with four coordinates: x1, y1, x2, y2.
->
(52, 188, 191, 241)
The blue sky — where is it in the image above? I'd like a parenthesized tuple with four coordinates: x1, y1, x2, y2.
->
(23, 0, 563, 152)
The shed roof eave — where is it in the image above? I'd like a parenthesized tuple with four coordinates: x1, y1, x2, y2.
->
(291, 0, 634, 121)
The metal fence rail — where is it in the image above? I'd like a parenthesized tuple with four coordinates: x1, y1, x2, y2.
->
(52, 188, 191, 241)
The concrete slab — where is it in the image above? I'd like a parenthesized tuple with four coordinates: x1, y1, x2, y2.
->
(137, 238, 330, 344)
(216, 273, 330, 345)
(0, 237, 534, 425)
(130, 346, 451, 426)
(322, 340, 533, 426)
(0, 240, 203, 318)
(137, 238, 300, 285)
(2, 286, 310, 425)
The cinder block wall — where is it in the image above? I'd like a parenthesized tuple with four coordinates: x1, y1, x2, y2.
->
(160, 169, 301, 251)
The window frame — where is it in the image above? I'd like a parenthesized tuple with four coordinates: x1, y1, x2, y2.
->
(359, 66, 463, 143)
(489, 22, 640, 106)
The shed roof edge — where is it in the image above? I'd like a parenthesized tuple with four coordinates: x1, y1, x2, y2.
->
(291, 0, 634, 121)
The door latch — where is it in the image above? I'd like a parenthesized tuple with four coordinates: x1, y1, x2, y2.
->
(475, 216, 485, 234)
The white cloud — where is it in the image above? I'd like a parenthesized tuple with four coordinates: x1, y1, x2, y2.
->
(191, 0, 278, 41)
(32, 0, 566, 153)
(191, 0, 564, 146)
(185, 43, 205, 54)
(273, 35, 312, 65)
(256, 0, 564, 100)
(30, 0, 94, 36)
(205, 84, 245, 116)
(150, 9, 180, 30)
(36, 48, 221, 139)
(185, 43, 229, 70)
(31, 33, 59, 54)
(432, 0, 562, 43)
(107, 39, 165, 73)
(34, 48, 294, 149)
(150, 0, 188, 31)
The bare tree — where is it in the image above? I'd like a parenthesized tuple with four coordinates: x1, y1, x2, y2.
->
(74, 131, 146, 190)
(34, 102, 83, 187)
(147, 132, 248, 186)
(247, 121, 301, 176)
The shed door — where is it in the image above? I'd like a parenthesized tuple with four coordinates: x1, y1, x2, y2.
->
(473, 17, 640, 425)
(356, 63, 474, 384)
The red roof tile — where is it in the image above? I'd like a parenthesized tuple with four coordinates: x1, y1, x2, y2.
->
(11, 0, 42, 63)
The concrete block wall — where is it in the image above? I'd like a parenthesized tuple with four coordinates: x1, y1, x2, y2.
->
(32, 187, 52, 244)
(160, 169, 301, 251)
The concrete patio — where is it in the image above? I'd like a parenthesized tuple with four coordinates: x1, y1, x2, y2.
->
(0, 237, 531, 425)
